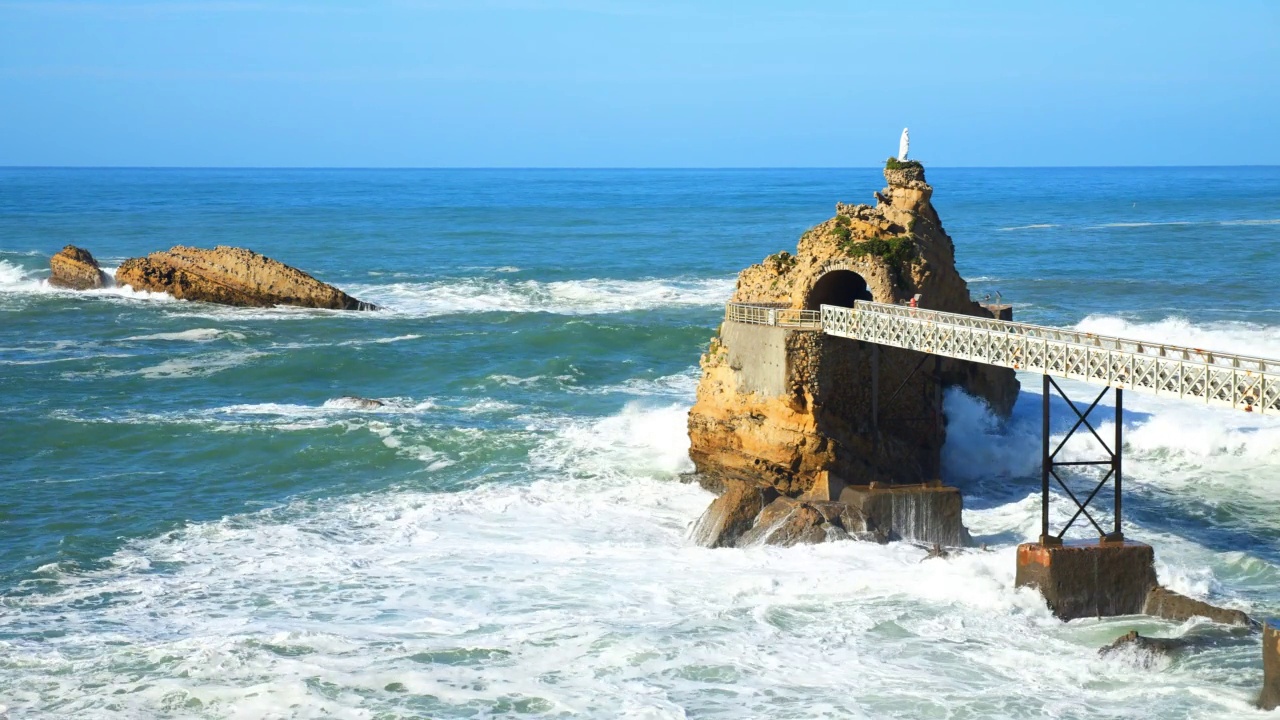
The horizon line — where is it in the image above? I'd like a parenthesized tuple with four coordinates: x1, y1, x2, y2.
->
(3, 164, 1280, 171)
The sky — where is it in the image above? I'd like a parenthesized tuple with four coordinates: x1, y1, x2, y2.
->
(0, 0, 1276, 167)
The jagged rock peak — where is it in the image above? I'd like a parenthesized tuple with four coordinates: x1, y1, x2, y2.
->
(884, 158, 926, 188)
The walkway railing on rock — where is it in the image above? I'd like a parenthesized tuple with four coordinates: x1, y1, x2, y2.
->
(725, 302, 822, 329)
(821, 301, 1280, 414)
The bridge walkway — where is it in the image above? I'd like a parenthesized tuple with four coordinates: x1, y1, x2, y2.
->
(725, 300, 1280, 415)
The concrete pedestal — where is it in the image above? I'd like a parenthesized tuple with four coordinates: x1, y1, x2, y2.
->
(837, 483, 968, 547)
(1260, 620, 1280, 710)
(1015, 540, 1157, 621)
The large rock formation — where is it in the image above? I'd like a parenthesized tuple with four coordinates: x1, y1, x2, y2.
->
(48, 245, 107, 290)
(115, 245, 375, 310)
(687, 161, 1019, 547)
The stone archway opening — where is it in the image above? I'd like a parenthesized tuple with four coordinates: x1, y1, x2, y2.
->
(805, 270, 873, 310)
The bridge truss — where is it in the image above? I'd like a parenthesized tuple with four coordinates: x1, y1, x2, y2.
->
(724, 299, 1280, 541)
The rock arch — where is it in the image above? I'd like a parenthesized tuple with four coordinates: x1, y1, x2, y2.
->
(804, 269, 873, 311)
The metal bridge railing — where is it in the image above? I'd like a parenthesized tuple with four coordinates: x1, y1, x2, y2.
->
(725, 302, 822, 329)
(820, 301, 1280, 414)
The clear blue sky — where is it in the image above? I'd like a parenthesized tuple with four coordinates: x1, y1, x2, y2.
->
(1, 0, 1276, 167)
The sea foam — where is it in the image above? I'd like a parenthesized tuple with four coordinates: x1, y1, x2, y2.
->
(1, 400, 1257, 717)
(347, 276, 736, 317)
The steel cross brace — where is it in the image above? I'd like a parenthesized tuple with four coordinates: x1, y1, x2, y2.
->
(1039, 375, 1124, 545)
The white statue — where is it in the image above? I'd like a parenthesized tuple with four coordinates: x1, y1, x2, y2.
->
(898, 128, 910, 161)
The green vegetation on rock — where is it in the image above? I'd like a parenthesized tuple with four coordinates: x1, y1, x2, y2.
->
(841, 235, 916, 265)
(830, 215, 853, 244)
(885, 157, 924, 171)
(764, 251, 797, 271)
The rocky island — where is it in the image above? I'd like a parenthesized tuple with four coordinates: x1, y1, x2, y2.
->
(687, 161, 1018, 548)
(48, 244, 374, 310)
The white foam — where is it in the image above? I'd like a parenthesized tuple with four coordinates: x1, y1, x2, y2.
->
(2, 400, 1258, 716)
(122, 328, 245, 343)
(0, 260, 29, 287)
(1092, 221, 1196, 228)
(1220, 218, 1280, 226)
(337, 334, 422, 346)
(1091, 218, 1280, 229)
(133, 350, 265, 379)
(487, 374, 545, 387)
(459, 399, 522, 414)
(0, 260, 178, 304)
(1073, 314, 1280, 360)
(347, 276, 736, 317)
(575, 369, 701, 398)
(3, 262, 732, 319)
(997, 223, 1057, 231)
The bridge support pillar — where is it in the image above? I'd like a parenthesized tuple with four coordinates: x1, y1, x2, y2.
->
(1015, 540, 1156, 621)
(1260, 620, 1280, 710)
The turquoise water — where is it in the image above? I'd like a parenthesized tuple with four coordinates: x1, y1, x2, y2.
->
(2, 167, 1280, 718)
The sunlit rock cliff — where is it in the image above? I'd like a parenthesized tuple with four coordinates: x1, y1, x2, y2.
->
(687, 161, 1019, 548)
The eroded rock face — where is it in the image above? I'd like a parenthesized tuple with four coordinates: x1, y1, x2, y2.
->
(1143, 586, 1252, 626)
(49, 245, 107, 290)
(691, 484, 888, 549)
(115, 245, 375, 310)
(687, 162, 1018, 546)
(688, 480, 778, 548)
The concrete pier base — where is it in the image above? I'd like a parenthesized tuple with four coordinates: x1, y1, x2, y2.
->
(836, 483, 968, 547)
(1015, 540, 1157, 621)
(1260, 620, 1280, 710)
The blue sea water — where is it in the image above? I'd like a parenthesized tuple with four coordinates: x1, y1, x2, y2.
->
(1, 166, 1279, 718)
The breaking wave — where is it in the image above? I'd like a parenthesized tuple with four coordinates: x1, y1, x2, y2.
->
(1073, 314, 1280, 360)
(3, 400, 1263, 717)
(122, 328, 246, 342)
(347, 276, 736, 317)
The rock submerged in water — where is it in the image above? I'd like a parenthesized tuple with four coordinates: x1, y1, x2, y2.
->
(690, 479, 888, 548)
(114, 245, 375, 310)
(49, 245, 107, 290)
(331, 396, 386, 410)
(1099, 630, 1188, 664)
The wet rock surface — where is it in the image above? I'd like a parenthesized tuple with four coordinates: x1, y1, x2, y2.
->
(1142, 585, 1252, 626)
(688, 480, 778, 548)
(1099, 630, 1189, 666)
(335, 396, 387, 410)
(115, 245, 375, 310)
(838, 483, 969, 547)
(1261, 620, 1280, 710)
(48, 245, 107, 290)
(734, 497, 883, 547)
(1016, 541, 1253, 624)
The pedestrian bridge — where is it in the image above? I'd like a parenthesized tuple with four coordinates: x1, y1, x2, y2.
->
(726, 300, 1280, 414)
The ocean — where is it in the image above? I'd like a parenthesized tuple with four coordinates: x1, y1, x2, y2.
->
(2, 166, 1279, 718)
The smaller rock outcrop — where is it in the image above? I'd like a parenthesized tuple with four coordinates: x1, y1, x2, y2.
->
(1098, 630, 1188, 666)
(333, 396, 387, 410)
(115, 245, 375, 310)
(48, 245, 107, 290)
(736, 497, 883, 547)
(689, 481, 778, 548)
(696, 479, 896, 545)
(1142, 586, 1252, 626)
